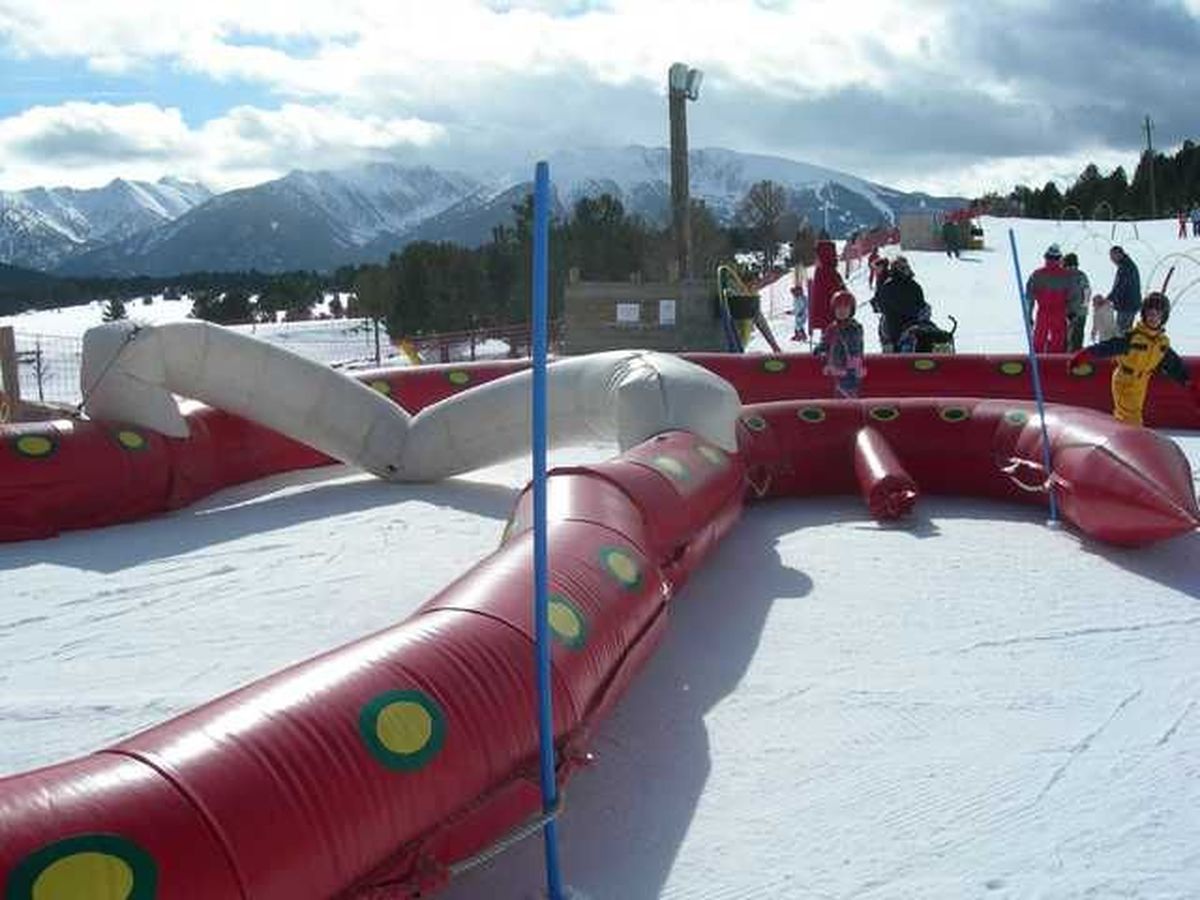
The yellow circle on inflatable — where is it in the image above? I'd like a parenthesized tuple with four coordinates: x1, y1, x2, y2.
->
(32, 852, 134, 900)
(549, 600, 583, 642)
(762, 358, 787, 373)
(652, 455, 689, 480)
(1069, 361, 1094, 377)
(15, 434, 54, 457)
(375, 701, 434, 755)
(912, 358, 937, 371)
(603, 548, 641, 587)
(116, 430, 146, 451)
(999, 360, 1025, 375)
(369, 380, 392, 395)
(448, 371, 470, 386)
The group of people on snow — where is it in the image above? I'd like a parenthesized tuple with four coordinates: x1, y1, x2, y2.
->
(1025, 244, 1140, 354)
(1177, 207, 1200, 238)
(788, 233, 1196, 424)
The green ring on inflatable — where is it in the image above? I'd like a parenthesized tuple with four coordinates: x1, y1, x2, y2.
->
(869, 406, 900, 422)
(447, 371, 471, 386)
(115, 429, 148, 451)
(600, 546, 643, 590)
(798, 407, 826, 423)
(1069, 361, 1095, 377)
(359, 689, 446, 771)
(742, 415, 768, 432)
(761, 358, 787, 374)
(6, 833, 158, 900)
(548, 594, 589, 650)
(12, 434, 57, 459)
(650, 455, 691, 482)
(1005, 409, 1030, 426)
(368, 379, 392, 396)
(998, 360, 1025, 376)
(939, 406, 970, 422)
(912, 358, 938, 372)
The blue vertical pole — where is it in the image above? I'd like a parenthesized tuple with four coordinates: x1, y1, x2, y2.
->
(1007, 228, 1059, 523)
(531, 160, 565, 899)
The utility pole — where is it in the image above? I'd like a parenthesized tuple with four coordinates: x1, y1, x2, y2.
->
(1143, 114, 1157, 218)
(668, 63, 702, 281)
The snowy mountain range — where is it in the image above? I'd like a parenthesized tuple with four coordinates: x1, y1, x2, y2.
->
(0, 178, 212, 272)
(1, 148, 966, 277)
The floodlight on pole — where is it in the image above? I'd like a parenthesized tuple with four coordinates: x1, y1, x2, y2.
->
(668, 62, 703, 281)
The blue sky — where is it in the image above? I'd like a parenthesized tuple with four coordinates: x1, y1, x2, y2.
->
(0, 0, 1197, 196)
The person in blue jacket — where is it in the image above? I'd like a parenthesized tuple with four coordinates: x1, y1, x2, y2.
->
(1106, 245, 1141, 332)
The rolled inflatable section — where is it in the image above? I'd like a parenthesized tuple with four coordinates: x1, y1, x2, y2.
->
(0, 431, 746, 899)
(853, 426, 918, 520)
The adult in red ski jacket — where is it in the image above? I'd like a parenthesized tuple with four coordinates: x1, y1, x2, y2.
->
(808, 239, 845, 337)
(1025, 243, 1073, 352)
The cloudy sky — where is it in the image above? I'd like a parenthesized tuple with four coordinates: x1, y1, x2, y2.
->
(0, 0, 1197, 197)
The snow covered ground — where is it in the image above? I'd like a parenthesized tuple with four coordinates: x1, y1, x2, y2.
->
(4, 217, 1200, 899)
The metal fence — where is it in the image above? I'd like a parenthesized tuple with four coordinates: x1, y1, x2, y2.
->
(14, 332, 84, 408)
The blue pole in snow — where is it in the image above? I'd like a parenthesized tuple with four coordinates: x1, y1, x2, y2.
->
(531, 160, 566, 899)
(1007, 228, 1059, 524)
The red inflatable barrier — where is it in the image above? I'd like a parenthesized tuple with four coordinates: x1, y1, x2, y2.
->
(0, 431, 745, 899)
(736, 398, 1198, 546)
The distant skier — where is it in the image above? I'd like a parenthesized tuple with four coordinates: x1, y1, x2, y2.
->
(941, 218, 961, 259)
(815, 289, 865, 398)
(1024, 243, 1072, 353)
(791, 277, 809, 342)
(1070, 292, 1200, 426)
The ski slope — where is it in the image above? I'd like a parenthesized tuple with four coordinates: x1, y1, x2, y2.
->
(3, 216, 1200, 899)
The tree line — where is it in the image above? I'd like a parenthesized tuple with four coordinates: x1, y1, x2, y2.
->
(980, 139, 1200, 220)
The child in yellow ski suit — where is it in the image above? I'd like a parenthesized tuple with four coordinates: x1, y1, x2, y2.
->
(1069, 292, 1199, 426)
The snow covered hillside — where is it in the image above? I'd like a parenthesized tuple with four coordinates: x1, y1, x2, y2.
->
(3, 216, 1200, 899)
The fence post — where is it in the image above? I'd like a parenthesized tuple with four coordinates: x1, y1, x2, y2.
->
(0, 326, 20, 414)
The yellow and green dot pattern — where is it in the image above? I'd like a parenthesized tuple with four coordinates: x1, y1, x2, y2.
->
(359, 690, 446, 771)
(6, 834, 157, 900)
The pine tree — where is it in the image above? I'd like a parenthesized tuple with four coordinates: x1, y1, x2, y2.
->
(102, 297, 127, 322)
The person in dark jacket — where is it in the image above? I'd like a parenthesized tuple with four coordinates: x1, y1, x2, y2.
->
(1070, 292, 1200, 426)
(1024, 243, 1072, 352)
(940, 219, 961, 259)
(1106, 245, 1141, 332)
(874, 256, 927, 352)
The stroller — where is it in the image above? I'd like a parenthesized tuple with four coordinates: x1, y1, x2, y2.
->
(897, 314, 957, 354)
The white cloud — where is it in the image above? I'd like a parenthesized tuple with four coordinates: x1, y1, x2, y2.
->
(0, 101, 443, 190)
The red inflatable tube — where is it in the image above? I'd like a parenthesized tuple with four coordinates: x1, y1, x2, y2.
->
(0, 432, 745, 900)
(736, 398, 1198, 546)
(853, 426, 919, 520)
(3, 353, 1199, 543)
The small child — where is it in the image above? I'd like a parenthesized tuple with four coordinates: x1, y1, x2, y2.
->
(816, 289, 865, 398)
(791, 282, 808, 342)
(1090, 294, 1118, 342)
(1070, 292, 1200, 426)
